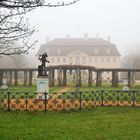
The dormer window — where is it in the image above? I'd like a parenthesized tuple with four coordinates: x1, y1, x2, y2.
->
(106, 48, 110, 54)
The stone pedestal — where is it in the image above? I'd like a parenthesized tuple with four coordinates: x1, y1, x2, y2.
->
(37, 76, 49, 99)
(0, 77, 8, 90)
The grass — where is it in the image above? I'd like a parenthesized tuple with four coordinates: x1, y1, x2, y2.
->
(1, 85, 140, 139)
(5, 84, 140, 92)
(1, 86, 62, 93)
(0, 107, 140, 140)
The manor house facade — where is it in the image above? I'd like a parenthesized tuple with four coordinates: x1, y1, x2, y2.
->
(37, 37, 121, 81)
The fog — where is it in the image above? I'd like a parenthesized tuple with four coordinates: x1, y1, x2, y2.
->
(1, 0, 140, 68)
(27, 0, 140, 55)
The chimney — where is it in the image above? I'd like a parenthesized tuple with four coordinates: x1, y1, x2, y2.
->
(83, 33, 88, 40)
(66, 35, 71, 38)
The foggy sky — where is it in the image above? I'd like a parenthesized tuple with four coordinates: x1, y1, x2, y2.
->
(27, 0, 140, 55)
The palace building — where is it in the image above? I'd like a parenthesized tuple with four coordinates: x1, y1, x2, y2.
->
(37, 37, 121, 82)
(37, 37, 121, 68)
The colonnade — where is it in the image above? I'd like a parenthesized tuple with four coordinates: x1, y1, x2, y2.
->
(0, 66, 139, 87)
(0, 68, 35, 86)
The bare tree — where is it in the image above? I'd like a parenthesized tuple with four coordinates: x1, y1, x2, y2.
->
(122, 46, 140, 69)
(0, 0, 80, 56)
(122, 48, 140, 80)
(10, 54, 27, 68)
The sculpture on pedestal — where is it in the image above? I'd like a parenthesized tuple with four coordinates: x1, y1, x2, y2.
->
(38, 52, 49, 76)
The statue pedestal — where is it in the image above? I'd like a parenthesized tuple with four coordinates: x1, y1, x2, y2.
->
(37, 76, 49, 99)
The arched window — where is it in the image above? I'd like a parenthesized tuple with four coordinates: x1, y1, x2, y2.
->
(75, 56, 80, 64)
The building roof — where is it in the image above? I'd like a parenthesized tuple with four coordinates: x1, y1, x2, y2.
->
(37, 38, 121, 56)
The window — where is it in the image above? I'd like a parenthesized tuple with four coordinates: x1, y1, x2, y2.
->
(95, 58, 98, 62)
(69, 57, 73, 64)
(94, 48, 98, 54)
(51, 58, 54, 63)
(82, 57, 86, 65)
(89, 58, 92, 63)
(107, 58, 110, 62)
(63, 58, 66, 63)
(113, 58, 116, 63)
(101, 58, 104, 63)
(75, 56, 80, 64)
(57, 58, 60, 63)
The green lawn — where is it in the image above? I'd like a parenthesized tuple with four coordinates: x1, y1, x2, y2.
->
(4, 84, 140, 92)
(2, 86, 63, 93)
(0, 107, 140, 140)
(2, 84, 140, 94)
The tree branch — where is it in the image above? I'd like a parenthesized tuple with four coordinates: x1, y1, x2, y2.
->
(0, 0, 80, 56)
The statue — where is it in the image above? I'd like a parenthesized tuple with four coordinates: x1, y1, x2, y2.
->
(38, 52, 49, 76)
